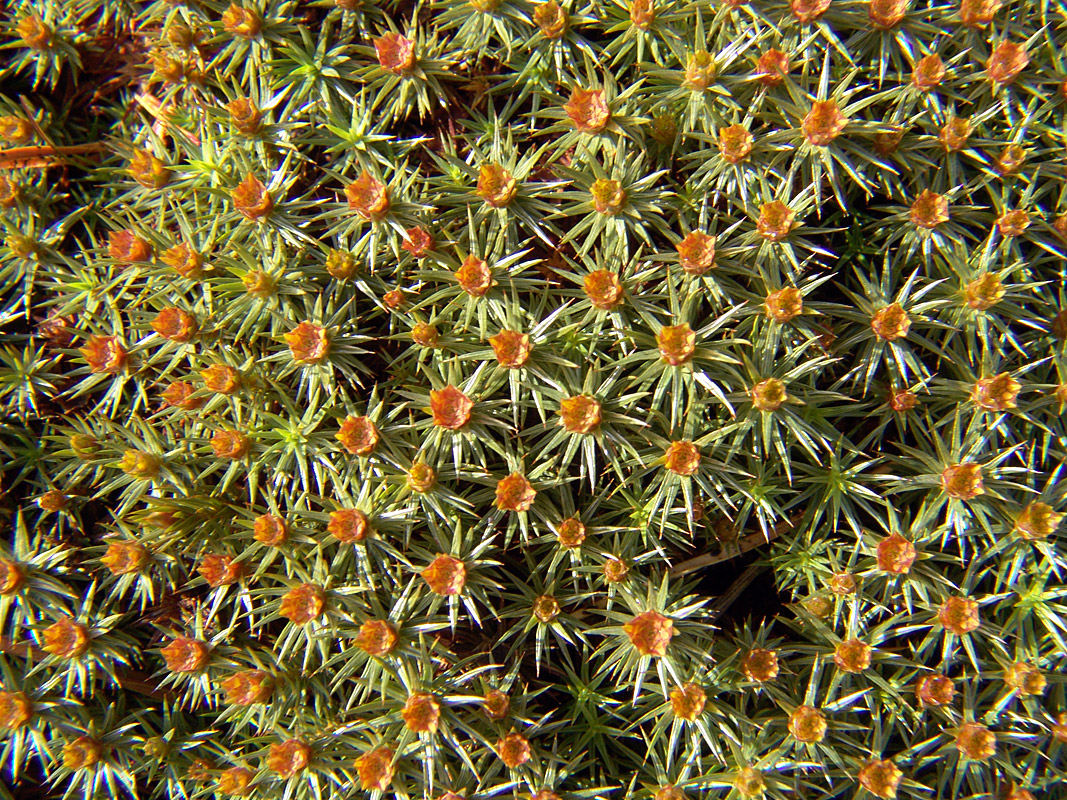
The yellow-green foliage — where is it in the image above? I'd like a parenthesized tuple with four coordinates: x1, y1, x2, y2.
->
(0, 0, 1065, 799)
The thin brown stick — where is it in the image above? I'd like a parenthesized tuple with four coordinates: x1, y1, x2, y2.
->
(0, 143, 108, 169)
(668, 515, 796, 578)
(0, 635, 174, 702)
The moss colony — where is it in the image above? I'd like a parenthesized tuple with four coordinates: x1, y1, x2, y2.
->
(0, 0, 1066, 799)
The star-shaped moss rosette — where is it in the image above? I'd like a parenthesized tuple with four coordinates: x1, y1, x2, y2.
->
(594, 575, 713, 698)
(539, 75, 650, 155)
(403, 520, 504, 629)
(424, 127, 566, 247)
(554, 145, 674, 258)
(352, 21, 454, 123)
(528, 363, 649, 491)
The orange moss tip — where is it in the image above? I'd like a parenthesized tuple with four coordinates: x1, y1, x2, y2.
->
(226, 98, 262, 134)
(201, 363, 240, 394)
(858, 759, 903, 799)
(938, 117, 972, 152)
(751, 378, 787, 412)
(915, 673, 955, 706)
(658, 323, 696, 366)
(912, 54, 945, 90)
(603, 557, 629, 583)
(684, 50, 716, 90)
(791, 0, 831, 22)
(756, 201, 796, 241)
(284, 322, 330, 364)
(677, 230, 717, 274)
(765, 287, 803, 323)
(965, 273, 1004, 310)
(329, 508, 371, 543)
(490, 330, 532, 368)
(0, 559, 26, 595)
(556, 517, 586, 547)
(829, 571, 857, 595)
(868, 0, 907, 28)
(788, 705, 827, 743)
(222, 3, 262, 36)
(755, 49, 790, 86)
(162, 242, 204, 279)
(217, 766, 255, 795)
(63, 736, 103, 770)
(534, 1, 569, 37)
(407, 462, 437, 493)
(802, 99, 849, 146)
(563, 88, 610, 133)
(584, 270, 624, 310)
(939, 596, 980, 635)
(211, 429, 250, 459)
(669, 682, 706, 721)
(412, 322, 439, 348)
(870, 303, 910, 341)
(533, 594, 561, 623)
(959, 0, 1002, 26)
(956, 721, 996, 760)
(101, 541, 149, 575)
(629, 0, 655, 28)
(876, 533, 916, 574)
(220, 669, 275, 708)
(559, 394, 601, 433)
(496, 733, 532, 768)
(267, 740, 312, 778)
(0, 691, 33, 730)
(356, 746, 396, 791)
(0, 115, 33, 145)
(374, 32, 416, 74)
(482, 688, 510, 719)
(154, 387, 192, 417)
(987, 41, 1028, 85)
(279, 583, 326, 624)
(940, 462, 984, 500)
(253, 514, 289, 546)
(833, 638, 872, 673)
(477, 163, 517, 208)
(354, 619, 398, 656)
(119, 449, 160, 480)
(909, 190, 949, 228)
(971, 373, 1021, 411)
(624, 610, 674, 656)
(1014, 501, 1063, 541)
(421, 554, 467, 595)
(346, 171, 390, 220)
(1003, 661, 1046, 696)
(496, 472, 537, 511)
(108, 229, 153, 264)
(80, 335, 126, 373)
(197, 554, 244, 587)
(402, 692, 441, 733)
(130, 149, 171, 190)
(430, 385, 474, 430)
(232, 173, 273, 220)
(456, 255, 495, 297)
(161, 636, 211, 673)
(590, 178, 627, 215)
(337, 415, 380, 456)
(152, 307, 197, 343)
(741, 647, 780, 682)
(733, 767, 765, 798)
(665, 441, 700, 476)
(402, 227, 434, 257)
